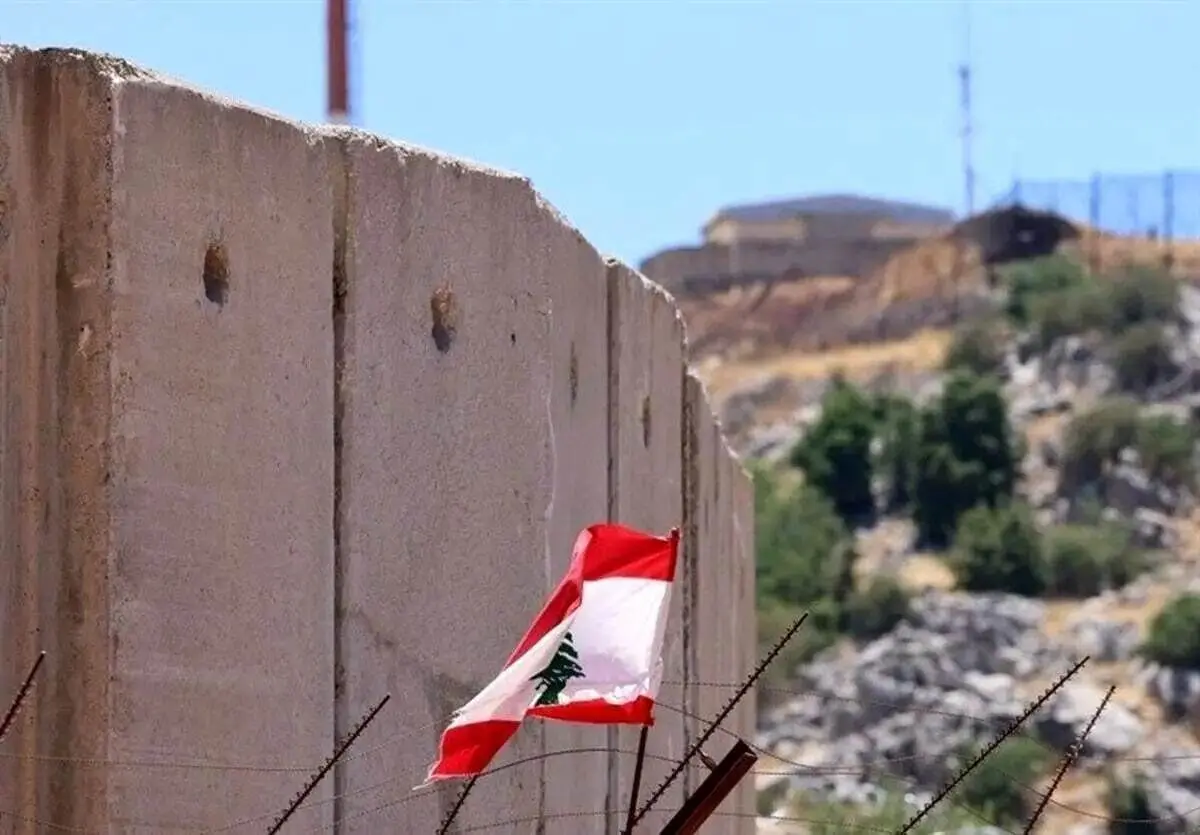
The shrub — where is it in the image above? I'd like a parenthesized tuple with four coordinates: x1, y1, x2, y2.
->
(1142, 593, 1200, 670)
(950, 503, 1046, 596)
(794, 789, 979, 834)
(1111, 322, 1176, 393)
(1026, 282, 1109, 350)
(874, 393, 920, 512)
(943, 318, 1007, 377)
(956, 737, 1051, 827)
(1136, 412, 1197, 490)
(1061, 398, 1141, 487)
(1102, 265, 1180, 333)
(842, 574, 911, 640)
(791, 378, 877, 524)
(1062, 399, 1196, 491)
(1106, 773, 1160, 835)
(754, 471, 853, 610)
(1002, 255, 1091, 328)
(756, 599, 835, 707)
(1043, 522, 1149, 598)
(910, 372, 1020, 548)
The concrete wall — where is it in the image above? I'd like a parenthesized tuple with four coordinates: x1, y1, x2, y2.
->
(0, 46, 755, 835)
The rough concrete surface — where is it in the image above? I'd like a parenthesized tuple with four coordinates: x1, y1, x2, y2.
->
(0, 44, 754, 835)
(606, 261, 688, 832)
(542, 198, 611, 833)
(1, 45, 337, 833)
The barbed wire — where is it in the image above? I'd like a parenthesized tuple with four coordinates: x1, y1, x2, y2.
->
(5, 676, 1200, 831)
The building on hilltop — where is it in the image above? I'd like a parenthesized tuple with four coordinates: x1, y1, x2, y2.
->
(642, 193, 955, 296)
(702, 194, 954, 246)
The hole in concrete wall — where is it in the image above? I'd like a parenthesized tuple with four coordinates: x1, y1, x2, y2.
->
(202, 243, 230, 306)
(510, 332, 517, 345)
(568, 342, 579, 408)
(430, 287, 458, 353)
(641, 395, 652, 448)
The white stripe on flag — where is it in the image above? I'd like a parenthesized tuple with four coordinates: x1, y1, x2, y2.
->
(447, 611, 579, 726)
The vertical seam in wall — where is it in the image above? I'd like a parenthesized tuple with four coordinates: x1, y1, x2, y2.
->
(604, 261, 620, 835)
(680, 371, 697, 796)
(330, 134, 351, 835)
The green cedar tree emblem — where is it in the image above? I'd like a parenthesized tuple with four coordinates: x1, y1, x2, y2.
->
(530, 631, 585, 706)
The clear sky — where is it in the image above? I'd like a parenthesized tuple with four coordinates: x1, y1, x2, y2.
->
(7, 1, 1200, 264)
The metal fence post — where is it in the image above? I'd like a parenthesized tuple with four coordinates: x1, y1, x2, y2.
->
(1088, 173, 1102, 272)
(1163, 170, 1176, 272)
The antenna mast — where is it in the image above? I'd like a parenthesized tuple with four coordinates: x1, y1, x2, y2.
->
(958, 1, 975, 216)
(327, 0, 351, 124)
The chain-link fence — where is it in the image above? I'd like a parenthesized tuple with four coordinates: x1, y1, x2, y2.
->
(1002, 170, 1200, 274)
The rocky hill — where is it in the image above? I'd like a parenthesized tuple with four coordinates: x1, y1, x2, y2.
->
(699, 252, 1200, 833)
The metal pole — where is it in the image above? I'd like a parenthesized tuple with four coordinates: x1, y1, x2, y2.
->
(658, 740, 757, 835)
(327, 0, 349, 123)
(622, 726, 651, 835)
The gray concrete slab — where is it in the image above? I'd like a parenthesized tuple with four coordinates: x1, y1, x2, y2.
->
(605, 261, 686, 832)
(332, 133, 557, 834)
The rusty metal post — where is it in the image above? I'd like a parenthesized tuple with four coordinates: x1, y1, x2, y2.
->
(327, 0, 349, 123)
(657, 740, 757, 835)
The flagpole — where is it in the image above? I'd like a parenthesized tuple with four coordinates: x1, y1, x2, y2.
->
(622, 725, 651, 835)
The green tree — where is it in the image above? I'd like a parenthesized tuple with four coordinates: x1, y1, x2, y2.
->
(1001, 254, 1090, 328)
(842, 574, 910, 640)
(529, 632, 584, 706)
(950, 503, 1046, 596)
(874, 393, 920, 512)
(911, 372, 1019, 548)
(1101, 265, 1180, 333)
(1111, 322, 1176, 394)
(1107, 774, 1160, 835)
(1142, 593, 1200, 670)
(1136, 412, 1197, 490)
(943, 318, 1007, 377)
(753, 465, 856, 704)
(1061, 398, 1141, 488)
(791, 377, 877, 524)
(1043, 521, 1149, 598)
(956, 737, 1051, 827)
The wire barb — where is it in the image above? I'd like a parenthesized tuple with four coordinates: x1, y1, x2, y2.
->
(266, 692, 390, 835)
(436, 773, 481, 835)
(1021, 683, 1114, 835)
(630, 611, 809, 827)
(895, 655, 1089, 835)
(0, 652, 45, 746)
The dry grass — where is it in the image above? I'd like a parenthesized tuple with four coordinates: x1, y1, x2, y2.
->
(679, 275, 858, 361)
(896, 553, 957, 592)
(699, 328, 951, 400)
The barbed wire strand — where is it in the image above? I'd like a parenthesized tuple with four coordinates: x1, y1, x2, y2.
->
(896, 655, 1088, 835)
(670, 678, 1200, 765)
(0, 652, 45, 746)
(1021, 683, 1113, 835)
(650, 698, 1013, 832)
(0, 709, 445, 774)
(630, 611, 809, 827)
(266, 693, 390, 834)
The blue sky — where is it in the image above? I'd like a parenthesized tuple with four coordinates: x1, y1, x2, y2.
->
(7, 1, 1200, 263)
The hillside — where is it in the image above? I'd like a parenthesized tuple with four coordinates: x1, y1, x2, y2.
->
(682, 229, 1200, 396)
(691, 245, 1200, 833)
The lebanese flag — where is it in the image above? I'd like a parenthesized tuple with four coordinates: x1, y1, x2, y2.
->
(420, 523, 680, 786)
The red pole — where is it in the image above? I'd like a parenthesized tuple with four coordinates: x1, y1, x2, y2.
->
(327, 0, 349, 123)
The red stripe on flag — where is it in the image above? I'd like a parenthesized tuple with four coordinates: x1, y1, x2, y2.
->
(426, 718, 523, 781)
(528, 694, 657, 726)
(504, 524, 677, 666)
(577, 524, 679, 583)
